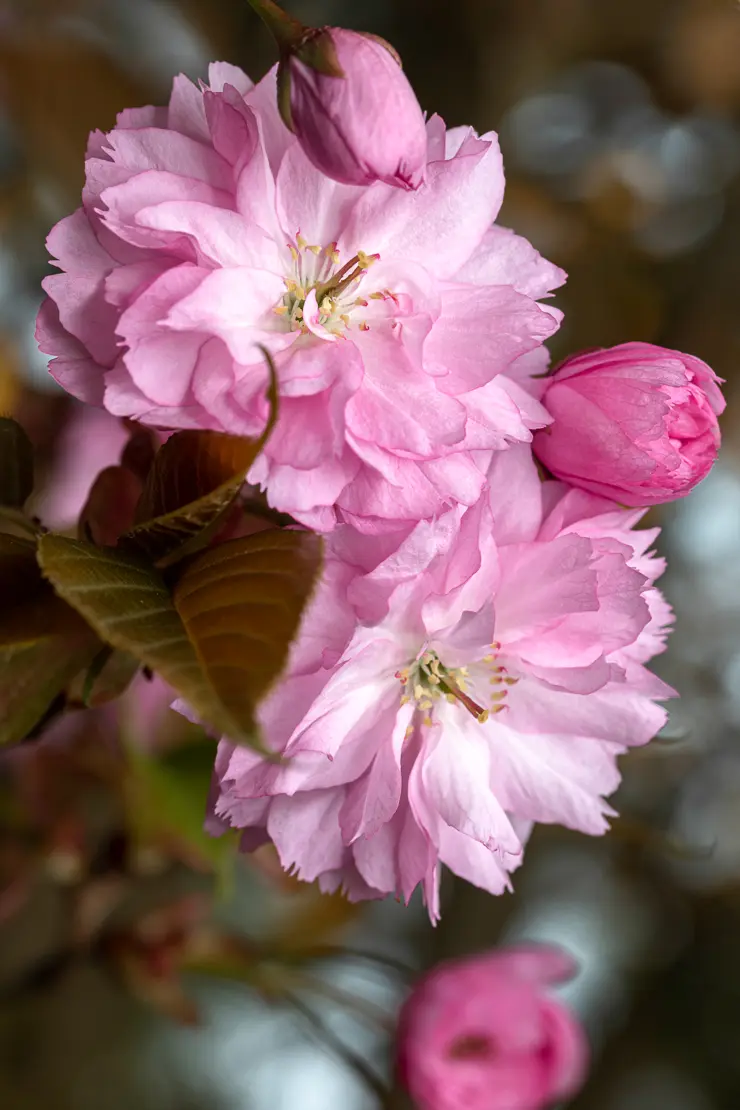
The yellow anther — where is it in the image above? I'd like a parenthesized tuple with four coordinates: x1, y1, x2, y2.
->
(490, 691, 507, 702)
(504, 677, 519, 686)
(477, 709, 490, 724)
(423, 716, 433, 727)
(369, 292, 385, 300)
(414, 684, 424, 702)
(340, 314, 351, 327)
(288, 245, 299, 262)
(483, 655, 495, 663)
(307, 244, 321, 255)
(296, 233, 307, 250)
(356, 250, 379, 269)
(295, 286, 306, 300)
(400, 695, 410, 706)
(284, 278, 297, 291)
(427, 674, 440, 685)
(360, 322, 370, 331)
(320, 298, 333, 315)
(492, 705, 506, 714)
(405, 725, 415, 739)
(419, 699, 433, 712)
(273, 305, 289, 316)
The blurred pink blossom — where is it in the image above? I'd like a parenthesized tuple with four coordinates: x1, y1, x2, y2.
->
(285, 28, 428, 189)
(34, 404, 129, 530)
(397, 945, 588, 1110)
(533, 342, 725, 506)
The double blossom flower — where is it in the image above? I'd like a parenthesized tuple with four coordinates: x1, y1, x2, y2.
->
(36, 62, 563, 533)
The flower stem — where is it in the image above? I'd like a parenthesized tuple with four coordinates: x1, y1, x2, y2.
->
(244, 0, 305, 50)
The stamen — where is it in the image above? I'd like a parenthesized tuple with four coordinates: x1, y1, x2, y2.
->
(436, 674, 487, 722)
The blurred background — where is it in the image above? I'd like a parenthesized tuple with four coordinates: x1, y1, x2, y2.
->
(1, 0, 740, 1107)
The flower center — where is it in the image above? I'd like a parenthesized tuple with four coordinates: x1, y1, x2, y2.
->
(273, 233, 381, 335)
(395, 645, 519, 727)
(397, 650, 489, 725)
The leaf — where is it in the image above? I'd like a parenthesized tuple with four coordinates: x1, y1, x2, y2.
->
(173, 529, 323, 733)
(124, 359, 278, 567)
(0, 533, 87, 646)
(0, 635, 99, 747)
(0, 417, 34, 508)
(0, 535, 99, 742)
(78, 465, 143, 546)
(36, 534, 262, 746)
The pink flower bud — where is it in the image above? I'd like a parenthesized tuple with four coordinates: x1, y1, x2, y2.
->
(534, 342, 725, 506)
(397, 946, 588, 1110)
(286, 28, 428, 189)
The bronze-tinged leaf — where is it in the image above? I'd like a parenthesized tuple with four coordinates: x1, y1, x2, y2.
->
(124, 362, 278, 568)
(0, 635, 100, 747)
(0, 417, 34, 508)
(173, 529, 324, 730)
(0, 533, 87, 645)
(120, 426, 159, 483)
(78, 465, 143, 547)
(36, 534, 258, 745)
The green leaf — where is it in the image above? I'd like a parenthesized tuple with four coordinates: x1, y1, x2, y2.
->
(36, 534, 264, 747)
(0, 418, 34, 509)
(0, 635, 99, 747)
(124, 360, 278, 568)
(173, 529, 323, 728)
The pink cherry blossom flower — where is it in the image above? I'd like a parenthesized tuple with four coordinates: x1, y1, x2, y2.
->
(285, 28, 428, 189)
(210, 448, 674, 919)
(396, 945, 588, 1110)
(36, 62, 564, 532)
(533, 342, 725, 507)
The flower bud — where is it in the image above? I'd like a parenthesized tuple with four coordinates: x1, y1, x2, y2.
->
(397, 946, 588, 1110)
(284, 27, 428, 190)
(534, 342, 725, 506)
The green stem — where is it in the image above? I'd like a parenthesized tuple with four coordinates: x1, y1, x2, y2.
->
(244, 0, 305, 49)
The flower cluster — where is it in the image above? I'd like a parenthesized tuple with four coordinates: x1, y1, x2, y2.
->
(38, 43, 724, 924)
